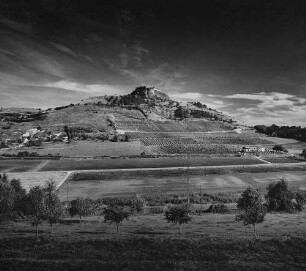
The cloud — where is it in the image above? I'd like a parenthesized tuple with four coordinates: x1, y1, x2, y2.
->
(208, 92, 306, 126)
(123, 63, 187, 93)
(44, 80, 128, 96)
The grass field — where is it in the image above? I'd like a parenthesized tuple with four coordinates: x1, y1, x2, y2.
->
(0, 141, 144, 157)
(38, 156, 263, 172)
(263, 157, 304, 164)
(58, 170, 306, 200)
(0, 211, 306, 270)
(0, 160, 42, 172)
(6, 171, 69, 191)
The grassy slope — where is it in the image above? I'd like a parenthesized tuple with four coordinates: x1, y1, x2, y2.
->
(1, 212, 306, 270)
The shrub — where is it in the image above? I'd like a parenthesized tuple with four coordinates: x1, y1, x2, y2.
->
(69, 197, 93, 221)
(272, 145, 288, 152)
(236, 187, 266, 237)
(129, 196, 147, 214)
(165, 204, 192, 234)
(266, 178, 302, 213)
(206, 204, 229, 214)
(301, 149, 306, 158)
(0, 141, 8, 148)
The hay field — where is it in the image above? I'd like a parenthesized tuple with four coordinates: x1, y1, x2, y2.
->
(6, 171, 69, 191)
(57, 170, 306, 200)
(0, 160, 42, 172)
(41, 156, 262, 172)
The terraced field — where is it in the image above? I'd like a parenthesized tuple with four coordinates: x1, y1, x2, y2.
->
(136, 131, 274, 155)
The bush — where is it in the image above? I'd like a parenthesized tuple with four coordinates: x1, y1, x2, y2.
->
(0, 141, 8, 149)
(205, 204, 229, 214)
(266, 178, 301, 213)
(129, 196, 147, 214)
(69, 197, 94, 221)
(272, 145, 288, 153)
(301, 149, 306, 158)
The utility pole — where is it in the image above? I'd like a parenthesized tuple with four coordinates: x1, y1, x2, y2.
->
(200, 184, 202, 213)
(187, 153, 191, 204)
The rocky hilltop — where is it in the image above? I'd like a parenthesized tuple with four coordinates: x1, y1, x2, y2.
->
(81, 86, 233, 122)
(0, 86, 237, 150)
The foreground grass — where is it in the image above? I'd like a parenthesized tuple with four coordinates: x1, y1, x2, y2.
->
(0, 235, 305, 271)
(1, 212, 306, 271)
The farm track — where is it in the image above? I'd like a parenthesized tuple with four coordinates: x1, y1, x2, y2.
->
(28, 160, 49, 172)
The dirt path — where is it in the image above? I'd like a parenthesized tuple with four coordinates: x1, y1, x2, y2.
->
(29, 160, 49, 172)
(255, 156, 271, 164)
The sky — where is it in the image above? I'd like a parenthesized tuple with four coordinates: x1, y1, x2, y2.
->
(0, 0, 306, 126)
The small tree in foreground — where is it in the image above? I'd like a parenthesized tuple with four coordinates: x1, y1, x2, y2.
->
(69, 197, 93, 221)
(27, 186, 46, 240)
(44, 181, 63, 233)
(165, 205, 191, 234)
(0, 178, 16, 223)
(236, 187, 266, 238)
(104, 205, 130, 235)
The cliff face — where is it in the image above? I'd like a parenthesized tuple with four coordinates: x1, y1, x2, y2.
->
(81, 86, 233, 123)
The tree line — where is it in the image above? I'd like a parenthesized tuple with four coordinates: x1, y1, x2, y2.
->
(0, 174, 304, 239)
(254, 124, 306, 142)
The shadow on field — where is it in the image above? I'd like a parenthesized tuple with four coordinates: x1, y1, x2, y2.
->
(131, 230, 170, 235)
(76, 231, 106, 235)
(59, 219, 82, 225)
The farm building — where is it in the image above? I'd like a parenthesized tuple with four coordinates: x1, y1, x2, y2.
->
(241, 146, 266, 153)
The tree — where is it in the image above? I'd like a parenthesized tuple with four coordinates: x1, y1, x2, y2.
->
(68, 197, 93, 221)
(27, 186, 46, 240)
(44, 181, 63, 233)
(104, 205, 130, 235)
(272, 145, 288, 153)
(266, 178, 300, 213)
(0, 177, 16, 223)
(0, 175, 26, 223)
(129, 196, 147, 214)
(236, 187, 266, 238)
(164, 204, 191, 234)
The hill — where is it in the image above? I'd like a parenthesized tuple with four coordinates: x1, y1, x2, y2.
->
(0, 86, 275, 157)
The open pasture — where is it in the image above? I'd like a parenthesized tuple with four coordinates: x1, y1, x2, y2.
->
(0, 159, 42, 172)
(40, 156, 263, 172)
(1, 211, 306, 270)
(58, 170, 306, 200)
(0, 141, 144, 158)
(6, 171, 69, 191)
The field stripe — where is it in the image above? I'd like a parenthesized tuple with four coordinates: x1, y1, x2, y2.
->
(29, 160, 49, 172)
(255, 157, 271, 164)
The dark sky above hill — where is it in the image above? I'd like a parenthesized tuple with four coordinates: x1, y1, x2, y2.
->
(0, 0, 306, 125)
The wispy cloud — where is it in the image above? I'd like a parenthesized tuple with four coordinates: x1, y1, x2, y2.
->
(208, 92, 306, 126)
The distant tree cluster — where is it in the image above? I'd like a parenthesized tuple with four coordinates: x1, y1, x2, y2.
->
(254, 124, 306, 142)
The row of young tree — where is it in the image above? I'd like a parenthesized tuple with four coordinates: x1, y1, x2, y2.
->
(167, 178, 304, 236)
(0, 174, 304, 238)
